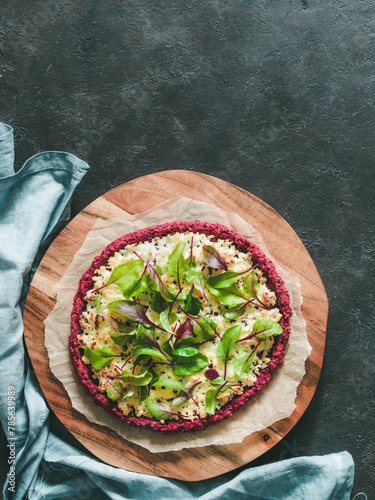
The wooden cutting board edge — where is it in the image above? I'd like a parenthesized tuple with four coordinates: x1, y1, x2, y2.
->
(23, 170, 328, 481)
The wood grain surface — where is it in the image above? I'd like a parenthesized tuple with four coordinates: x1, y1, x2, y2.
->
(23, 170, 328, 481)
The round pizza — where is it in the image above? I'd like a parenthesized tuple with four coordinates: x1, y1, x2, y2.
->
(69, 221, 292, 433)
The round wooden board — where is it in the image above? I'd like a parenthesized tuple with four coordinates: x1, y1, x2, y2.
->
(23, 170, 328, 481)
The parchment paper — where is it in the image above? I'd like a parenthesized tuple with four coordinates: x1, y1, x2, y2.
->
(44, 197, 311, 453)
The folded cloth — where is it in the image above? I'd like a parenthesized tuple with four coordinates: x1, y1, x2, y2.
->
(0, 122, 354, 500)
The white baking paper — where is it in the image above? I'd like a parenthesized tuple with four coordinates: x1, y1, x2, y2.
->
(44, 197, 311, 453)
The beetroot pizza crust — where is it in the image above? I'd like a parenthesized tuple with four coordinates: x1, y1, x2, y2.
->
(69, 221, 292, 434)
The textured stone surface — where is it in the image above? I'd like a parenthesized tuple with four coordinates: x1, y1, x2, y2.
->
(0, 0, 374, 497)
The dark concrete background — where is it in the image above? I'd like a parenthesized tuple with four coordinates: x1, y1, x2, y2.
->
(1, 0, 374, 498)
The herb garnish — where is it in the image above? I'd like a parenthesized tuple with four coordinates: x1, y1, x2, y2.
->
(82, 234, 284, 421)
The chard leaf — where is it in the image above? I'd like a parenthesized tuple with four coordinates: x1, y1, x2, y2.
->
(224, 303, 248, 320)
(106, 260, 144, 292)
(202, 245, 228, 270)
(131, 346, 167, 361)
(138, 385, 148, 402)
(253, 319, 283, 340)
(125, 268, 150, 298)
(210, 376, 227, 387)
(146, 398, 182, 420)
(208, 271, 238, 289)
(190, 315, 217, 340)
(206, 283, 247, 307)
(134, 324, 154, 346)
(205, 388, 219, 415)
(117, 321, 137, 333)
(234, 351, 257, 379)
(133, 325, 167, 358)
(151, 291, 169, 313)
(110, 330, 135, 346)
(193, 272, 209, 303)
(152, 379, 201, 408)
(184, 286, 201, 315)
(205, 382, 228, 414)
(185, 244, 197, 282)
(174, 319, 194, 344)
(172, 393, 189, 406)
(217, 325, 242, 365)
(173, 346, 199, 357)
(153, 378, 185, 393)
(162, 340, 174, 357)
(172, 381, 201, 407)
(120, 385, 135, 401)
(108, 300, 158, 328)
(159, 309, 177, 335)
(132, 354, 151, 368)
(106, 379, 123, 401)
(84, 346, 119, 370)
(174, 336, 201, 350)
(208, 268, 251, 289)
(171, 352, 209, 377)
(243, 269, 260, 297)
(146, 263, 174, 302)
(119, 369, 153, 386)
(167, 242, 188, 285)
(94, 294, 102, 314)
(149, 367, 160, 387)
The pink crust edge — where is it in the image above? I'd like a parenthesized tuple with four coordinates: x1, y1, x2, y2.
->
(69, 221, 292, 434)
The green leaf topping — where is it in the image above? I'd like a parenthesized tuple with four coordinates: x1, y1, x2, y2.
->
(167, 242, 188, 286)
(205, 378, 229, 414)
(193, 272, 209, 303)
(205, 388, 219, 415)
(208, 268, 251, 289)
(159, 309, 177, 334)
(108, 300, 158, 329)
(224, 303, 248, 320)
(82, 235, 283, 422)
(174, 319, 194, 344)
(218, 325, 241, 364)
(151, 291, 169, 313)
(152, 378, 185, 393)
(145, 262, 174, 302)
(185, 238, 197, 282)
(146, 398, 184, 420)
(94, 293, 102, 314)
(138, 385, 148, 402)
(184, 286, 201, 315)
(125, 267, 150, 298)
(105, 260, 144, 293)
(253, 319, 283, 340)
(234, 351, 257, 379)
(119, 369, 153, 386)
(84, 346, 119, 370)
(106, 379, 123, 401)
(243, 269, 260, 297)
(161, 339, 174, 357)
(171, 352, 209, 376)
(202, 245, 228, 270)
(120, 385, 135, 401)
(190, 315, 217, 340)
(173, 345, 199, 357)
(174, 336, 201, 350)
(206, 282, 247, 307)
(217, 325, 241, 378)
(131, 346, 167, 362)
(110, 330, 136, 346)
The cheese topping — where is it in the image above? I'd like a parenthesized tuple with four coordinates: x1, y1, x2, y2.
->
(77, 232, 283, 422)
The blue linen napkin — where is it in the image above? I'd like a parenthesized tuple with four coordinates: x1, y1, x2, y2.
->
(0, 122, 354, 500)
